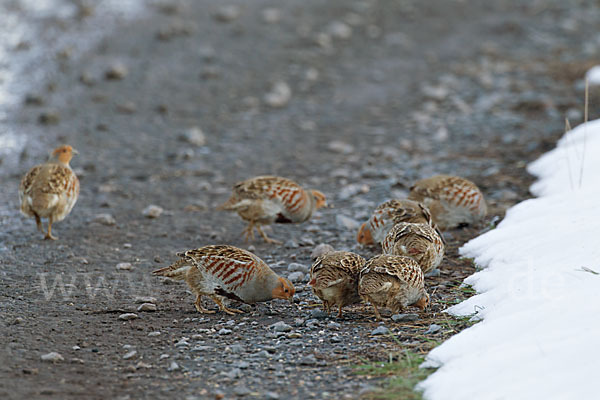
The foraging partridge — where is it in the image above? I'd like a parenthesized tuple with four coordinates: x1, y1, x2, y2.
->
(218, 176, 327, 244)
(309, 251, 366, 317)
(357, 199, 438, 246)
(19, 145, 80, 240)
(358, 254, 429, 320)
(152, 245, 295, 314)
(408, 174, 487, 229)
(381, 222, 444, 275)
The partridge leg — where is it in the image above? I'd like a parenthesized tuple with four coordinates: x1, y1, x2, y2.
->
(242, 222, 256, 242)
(369, 299, 382, 321)
(255, 225, 281, 244)
(34, 213, 43, 232)
(209, 295, 244, 315)
(194, 295, 216, 314)
(44, 215, 58, 240)
(337, 304, 343, 318)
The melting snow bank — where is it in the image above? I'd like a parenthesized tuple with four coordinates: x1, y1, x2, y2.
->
(418, 118, 600, 400)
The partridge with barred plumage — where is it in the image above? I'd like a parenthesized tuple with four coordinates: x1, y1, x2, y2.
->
(218, 176, 327, 244)
(358, 254, 429, 320)
(19, 145, 80, 240)
(357, 199, 438, 246)
(381, 222, 444, 274)
(152, 245, 295, 314)
(408, 174, 486, 229)
(309, 251, 365, 317)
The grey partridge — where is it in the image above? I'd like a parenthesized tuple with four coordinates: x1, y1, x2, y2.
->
(408, 174, 487, 229)
(19, 145, 80, 240)
(381, 222, 444, 275)
(309, 251, 366, 317)
(218, 175, 327, 244)
(358, 254, 429, 320)
(153, 245, 295, 314)
(357, 199, 437, 246)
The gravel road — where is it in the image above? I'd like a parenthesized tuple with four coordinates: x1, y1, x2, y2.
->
(1, 0, 598, 399)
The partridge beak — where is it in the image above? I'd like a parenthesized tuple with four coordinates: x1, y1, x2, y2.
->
(72, 148, 79, 155)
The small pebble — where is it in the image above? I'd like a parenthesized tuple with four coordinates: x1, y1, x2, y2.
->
(93, 213, 116, 226)
(148, 331, 161, 337)
(391, 313, 419, 322)
(142, 205, 164, 218)
(214, 5, 240, 22)
(287, 263, 309, 273)
(137, 303, 157, 312)
(261, 8, 281, 23)
(336, 214, 360, 230)
(264, 81, 291, 108)
(134, 296, 157, 304)
(41, 352, 64, 362)
(116, 262, 133, 271)
(118, 313, 139, 321)
(311, 244, 335, 260)
(179, 126, 206, 146)
(425, 324, 442, 334)
(218, 328, 232, 336)
(123, 350, 137, 360)
(287, 271, 305, 283)
(105, 63, 128, 80)
(327, 21, 352, 39)
(168, 361, 180, 371)
(271, 321, 292, 332)
(371, 326, 390, 335)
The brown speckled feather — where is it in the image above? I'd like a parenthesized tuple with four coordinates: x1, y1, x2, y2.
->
(19, 145, 79, 240)
(310, 251, 365, 317)
(408, 174, 486, 229)
(381, 222, 444, 274)
(358, 254, 428, 319)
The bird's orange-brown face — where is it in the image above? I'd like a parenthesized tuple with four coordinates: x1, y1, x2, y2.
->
(52, 145, 77, 164)
(272, 277, 295, 301)
(311, 190, 327, 209)
(356, 222, 374, 245)
(414, 293, 430, 311)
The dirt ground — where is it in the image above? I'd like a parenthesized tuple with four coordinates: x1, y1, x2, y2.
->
(1, 0, 599, 399)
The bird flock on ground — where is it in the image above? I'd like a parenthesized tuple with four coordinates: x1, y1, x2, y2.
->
(19, 144, 487, 320)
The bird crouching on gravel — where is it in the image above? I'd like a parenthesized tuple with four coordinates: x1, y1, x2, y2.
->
(408, 174, 487, 229)
(381, 222, 444, 275)
(19, 145, 80, 240)
(217, 175, 327, 244)
(152, 245, 295, 314)
(358, 254, 429, 320)
(357, 199, 438, 246)
(309, 251, 366, 318)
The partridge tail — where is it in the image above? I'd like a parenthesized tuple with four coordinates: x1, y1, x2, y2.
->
(152, 258, 192, 280)
(31, 193, 58, 212)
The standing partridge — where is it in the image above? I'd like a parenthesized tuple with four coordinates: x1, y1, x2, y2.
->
(19, 145, 80, 240)
(381, 222, 444, 275)
(309, 251, 366, 317)
(357, 199, 438, 246)
(408, 174, 487, 229)
(152, 245, 295, 314)
(358, 254, 429, 320)
(218, 176, 327, 244)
